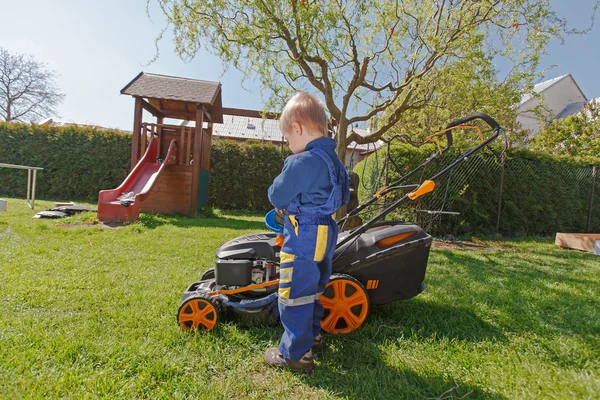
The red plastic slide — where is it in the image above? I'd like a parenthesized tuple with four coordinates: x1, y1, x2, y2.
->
(97, 138, 179, 222)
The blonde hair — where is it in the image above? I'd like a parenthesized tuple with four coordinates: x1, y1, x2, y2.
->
(280, 92, 328, 137)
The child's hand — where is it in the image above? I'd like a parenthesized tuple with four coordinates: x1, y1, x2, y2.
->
(276, 208, 287, 214)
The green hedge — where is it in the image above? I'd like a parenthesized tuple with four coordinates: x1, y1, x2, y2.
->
(0, 123, 287, 212)
(0, 122, 131, 200)
(3, 122, 598, 233)
(354, 143, 600, 236)
(208, 140, 288, 212)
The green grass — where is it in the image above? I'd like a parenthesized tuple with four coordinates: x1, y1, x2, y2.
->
(0, 196, 598, 399)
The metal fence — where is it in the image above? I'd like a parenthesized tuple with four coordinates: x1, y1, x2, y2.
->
(359, 150, 600, 236)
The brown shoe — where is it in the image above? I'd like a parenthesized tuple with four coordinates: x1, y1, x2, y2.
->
(264, 348, 315, 373)
(312, 334, 324, 353)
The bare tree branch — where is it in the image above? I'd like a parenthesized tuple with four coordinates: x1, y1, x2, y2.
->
(0, 48, 64, 122)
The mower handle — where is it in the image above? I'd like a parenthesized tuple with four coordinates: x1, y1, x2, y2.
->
(445, 112, 500, 132)
(441, 129, 453, 154)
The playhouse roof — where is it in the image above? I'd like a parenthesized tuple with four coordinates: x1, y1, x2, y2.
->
(121, 72, 223, 123)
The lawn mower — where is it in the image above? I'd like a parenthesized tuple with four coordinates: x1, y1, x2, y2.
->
(177, 113, 506, 334)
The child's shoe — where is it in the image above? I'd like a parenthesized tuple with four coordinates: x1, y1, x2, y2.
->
(312, 334, 324, 353)
(264, 348, 315, 373)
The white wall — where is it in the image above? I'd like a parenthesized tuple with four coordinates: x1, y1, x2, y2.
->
(517, 76, 587, 138)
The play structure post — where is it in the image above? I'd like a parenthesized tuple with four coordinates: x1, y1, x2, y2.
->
(191, 104, 205, 214)
(131, 97, 143, 170)
(157, 116, 164, 158)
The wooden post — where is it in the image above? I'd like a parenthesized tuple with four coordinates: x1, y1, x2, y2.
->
(587, 165, 597, 233)
(156, 117, 163, 159)
(179, 126, 186, 163)
(204, 123, 213, 170)
(186, 128, 192, 165)
(496, 153, 506, 233)
(190, 104, 205, 215)
(131, 97, 143, 170)
(141, 123, 147, 152)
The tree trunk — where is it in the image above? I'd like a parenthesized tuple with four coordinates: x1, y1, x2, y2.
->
(335, 120, 349, 220)
(335, 120, 348, 165)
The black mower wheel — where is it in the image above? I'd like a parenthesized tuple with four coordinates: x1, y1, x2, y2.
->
(320, 274, 370, 334)
(177, 293, 221, 332)
(201, 268, 215, 280)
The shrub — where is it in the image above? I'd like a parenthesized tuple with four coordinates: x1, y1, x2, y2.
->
(0, 122, 131, 200)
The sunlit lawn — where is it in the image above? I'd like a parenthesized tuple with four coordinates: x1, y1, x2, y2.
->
(0, 196, 598, 399)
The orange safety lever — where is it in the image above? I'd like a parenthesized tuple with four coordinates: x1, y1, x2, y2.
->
(408, 180, 436, 200)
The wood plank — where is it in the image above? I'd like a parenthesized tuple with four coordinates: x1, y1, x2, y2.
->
(151, 177, 192, 185)
(145, 192, 190, 202)
(157, 109, 196, 120)
(149, 98, 162, 110)
(164, 164, 193, 173)
(141, 186, 190, 200)
(148, 188, 192, 196)
(158, 170, 192, 178)
(222, 107, 279, 120)
(143, 192, 190, 204)
(161, 99, 188, 112)
(140, 200, 190, 215)
(555, 233, 600, 253)
(140, 98, 165, 119)
(180, 127, 185, 164)
(150, 179, 192, 189)
(186, 127, 192, 165)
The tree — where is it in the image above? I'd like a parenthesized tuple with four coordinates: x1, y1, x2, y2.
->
(153, 0, 597, 161)
(0, 47, 65, 123)
(379, 57, 529, 148)
(530, 100, 600, 158)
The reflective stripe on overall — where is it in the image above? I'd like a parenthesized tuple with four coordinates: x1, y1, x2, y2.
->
(278, 147, 344, 361)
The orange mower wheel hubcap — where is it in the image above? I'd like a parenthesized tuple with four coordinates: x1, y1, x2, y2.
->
(178, 297, 219, 331)
(320, 276, 369, 334)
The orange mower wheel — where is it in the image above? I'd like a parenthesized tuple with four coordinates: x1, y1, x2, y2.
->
(320, 274, 370, 334)
(178, 294, 220, 332)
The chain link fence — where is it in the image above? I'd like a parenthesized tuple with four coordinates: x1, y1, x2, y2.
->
(356, 145, 600, 237)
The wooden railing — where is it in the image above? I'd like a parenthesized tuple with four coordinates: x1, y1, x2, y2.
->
(139, 123, 197, 166)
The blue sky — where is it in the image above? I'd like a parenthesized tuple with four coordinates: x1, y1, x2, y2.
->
(1, 0, 599, 131)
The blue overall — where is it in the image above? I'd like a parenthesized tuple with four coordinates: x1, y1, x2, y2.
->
(277, 147, 345, 361)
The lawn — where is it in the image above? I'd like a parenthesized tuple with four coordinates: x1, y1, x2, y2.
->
(0, 196, 598, 399)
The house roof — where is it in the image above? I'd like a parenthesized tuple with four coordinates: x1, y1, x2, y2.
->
(40, 118, 130, 133)
(184, 116, 384, 151)
(346, 127, 385, 152)
(184, 116, 283, 142)
(519, 74, 588, 106)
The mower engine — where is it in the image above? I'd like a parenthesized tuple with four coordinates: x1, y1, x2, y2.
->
(214, 233, 280, 292)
